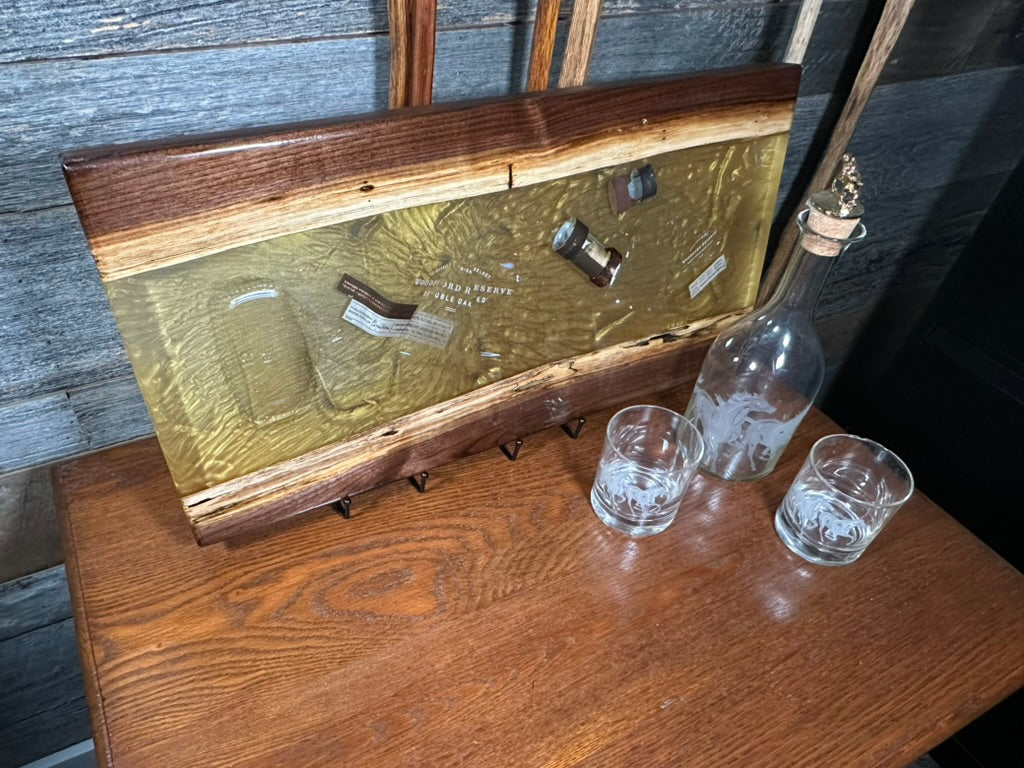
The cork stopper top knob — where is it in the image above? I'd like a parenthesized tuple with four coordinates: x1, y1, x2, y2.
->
(802, 154, 865, 256)
(808, 153, 864, 219)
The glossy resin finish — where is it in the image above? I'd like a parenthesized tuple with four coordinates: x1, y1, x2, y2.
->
(63, 65, 800, 542)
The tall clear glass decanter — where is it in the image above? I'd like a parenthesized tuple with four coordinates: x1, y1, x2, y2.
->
(685, 164, 867, 481)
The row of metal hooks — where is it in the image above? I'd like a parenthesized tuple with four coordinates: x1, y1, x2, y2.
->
(331, 418, 586, 520)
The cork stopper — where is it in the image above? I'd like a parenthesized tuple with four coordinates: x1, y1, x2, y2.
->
(802, 154, 864, 256)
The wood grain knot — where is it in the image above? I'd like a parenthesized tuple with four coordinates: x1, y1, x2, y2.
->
(314, 554, 450, 621)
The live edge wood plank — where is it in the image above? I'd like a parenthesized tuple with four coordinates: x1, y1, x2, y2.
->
(54, 399, 1024, 767)
(62, 64, 799, 281)
(7, 5, 870, 214)
(184, 312, 740, 544)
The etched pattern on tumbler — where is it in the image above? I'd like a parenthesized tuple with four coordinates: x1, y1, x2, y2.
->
(590, 406, 704, 537)
(774, 435, 914, 566)
(592, 460, 686, 535)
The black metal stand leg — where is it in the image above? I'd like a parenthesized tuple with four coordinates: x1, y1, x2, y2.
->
(561, 417, 585, 440)
(333, 497, 352, 519)
(500, 438, 524, 461)
(409, 471, 429, 493)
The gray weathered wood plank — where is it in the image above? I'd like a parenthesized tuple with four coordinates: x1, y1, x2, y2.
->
(1, 38, 384, 214)
(777, 65, 1024, 220)
(0, 617, 89, 768)
(881, 0, 1009, 85)
(68, 376, 152, 451)
(587, 1, 868, 95)
(965, 0, 1024, 74)
(853, 65, 1024, 199)
(0, 618, 85, 729)
(773, 65, 1024, 306)
(0, 5, 869, 214)
(818, 282, 942, 403)
(0, 0, 851, 64)
(814, 171, 1010, 406)
(0, 694, 91, 768)
(0, 471, 62, 585)
(0, 394, 88, 473)
(0, 565, 71, 643)
(1, 0, 384, 63)
(0, 379, 153, 473)
(819, 174, 1008, 319)
(0, 207, 130, 403)
(0, 68, 1020, 471)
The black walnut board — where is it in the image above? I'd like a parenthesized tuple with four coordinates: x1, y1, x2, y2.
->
(63, 64, 800, 544)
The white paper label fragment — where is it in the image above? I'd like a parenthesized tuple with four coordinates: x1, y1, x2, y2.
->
(338, 273, 454, 348)
(406, 310, 455, 348)
(689, 255, 727, 299)
(343, 301, 453, 348)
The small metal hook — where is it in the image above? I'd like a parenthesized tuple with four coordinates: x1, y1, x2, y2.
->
(561, 417, 586, 440)
(333, 496, 352, 519)
(409, 471, 429, 493)
(500, 438, 524, 461)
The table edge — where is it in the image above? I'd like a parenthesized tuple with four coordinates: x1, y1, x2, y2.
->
(54, 462, 116, 768)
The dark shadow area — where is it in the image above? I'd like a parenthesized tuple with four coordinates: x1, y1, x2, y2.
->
(508, 0, 533, 93)
(755, 0, 800, 65)
(371, 0, 392, 109)
(826, 137, 1024, 768)
(818, 6, 1024, 763)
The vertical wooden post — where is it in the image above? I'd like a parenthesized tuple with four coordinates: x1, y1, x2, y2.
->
(784, 0, 824, 64)
(527, 0, 562, 91)
(757, 0, 918, 306)
(558, 0, 604, 88)
(388, 0, 411, 108)
(409, 0, 437, 106)
(388, 0, 436, 108)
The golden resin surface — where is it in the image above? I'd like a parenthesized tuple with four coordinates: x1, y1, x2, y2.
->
(107, 135, 788, 493)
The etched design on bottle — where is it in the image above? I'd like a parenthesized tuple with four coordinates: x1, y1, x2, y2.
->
(688, 386, 806, 478)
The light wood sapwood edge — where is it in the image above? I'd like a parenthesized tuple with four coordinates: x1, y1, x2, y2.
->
(783, 0, 824, 65)
(183, 308, 746, 543)
(89, 104, 791, 281)
(559, 0, 603, 88)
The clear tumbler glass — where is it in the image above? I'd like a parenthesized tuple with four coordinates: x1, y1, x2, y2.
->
(775, 434, 914, 565)
(590, 405, 704, 537)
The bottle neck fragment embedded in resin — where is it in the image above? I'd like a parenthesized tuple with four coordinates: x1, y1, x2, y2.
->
(552, 218, 622, 287)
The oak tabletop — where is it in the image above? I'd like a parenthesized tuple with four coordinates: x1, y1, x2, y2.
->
(56, 394, 1024, 768)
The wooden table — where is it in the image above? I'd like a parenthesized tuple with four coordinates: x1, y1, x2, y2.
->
(56, 394, 1024, 767)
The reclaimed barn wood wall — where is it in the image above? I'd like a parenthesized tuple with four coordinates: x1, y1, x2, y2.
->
(1, 0, 1021, 763)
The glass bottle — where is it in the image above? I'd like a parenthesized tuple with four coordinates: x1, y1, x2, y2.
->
(685, 208, 866, 480)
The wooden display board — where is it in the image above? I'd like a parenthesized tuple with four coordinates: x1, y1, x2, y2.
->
(63, 64, 800, 544)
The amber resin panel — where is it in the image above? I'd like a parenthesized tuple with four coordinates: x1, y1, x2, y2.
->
(64, 65, 800, 542)
(108, 135, 785, 494)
